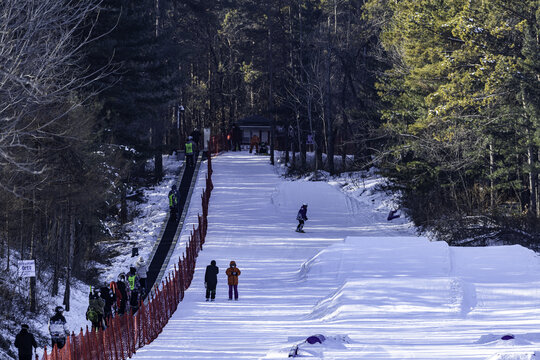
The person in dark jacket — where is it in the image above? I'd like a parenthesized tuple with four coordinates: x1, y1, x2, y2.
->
(48, 306, 69, 350)
(225, 260, 241, 300)
(168, 184, 179, 221)
(204, 260, 219, 301)
(14, 324, 37, 360)
(116, 273, 129, 315)
(296, 203, 308, 233)
(232, 123, 242, 151)
(100, 283, 116, 323)
(190, 128, 201, 150)
(87, 289, 106, 331)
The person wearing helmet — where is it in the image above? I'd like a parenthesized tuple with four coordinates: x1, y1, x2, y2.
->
(48, 306, 69, 350)
(168, 184, 179, 221)
(225, 260, 241, 300)
(185, 135, 195, 167)
(296, 203, 308, 233)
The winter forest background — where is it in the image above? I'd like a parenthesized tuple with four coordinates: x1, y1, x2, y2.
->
(0, 0, 538, 354)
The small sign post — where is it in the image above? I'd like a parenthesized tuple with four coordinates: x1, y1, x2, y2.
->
(18, 260, 36, 278)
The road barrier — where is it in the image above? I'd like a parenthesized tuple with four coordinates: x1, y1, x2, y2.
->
(42, 155, 214, 360)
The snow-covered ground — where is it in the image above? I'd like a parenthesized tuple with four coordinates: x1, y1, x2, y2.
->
(124, 151, 540, 360)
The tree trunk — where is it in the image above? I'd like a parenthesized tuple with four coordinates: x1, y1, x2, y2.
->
(489, 141, 495, 211)
(29, 191, 36, 312)
(267, 12, 275, 166)
(120, 182, 128, 224)
(527, 141, 537, 216)
(5, 213, 9, 272)
(63, 204, 75, 312)
(325, 40, 334, 175)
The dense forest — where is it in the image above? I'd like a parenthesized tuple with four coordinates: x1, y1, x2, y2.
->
(0, 0, 538, 319)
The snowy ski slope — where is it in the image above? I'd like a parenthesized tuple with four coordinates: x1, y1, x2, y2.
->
(132, 152, 540, 360)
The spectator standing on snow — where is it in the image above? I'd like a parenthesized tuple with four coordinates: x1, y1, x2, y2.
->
(116, 273, 129, 315)
(87, 288, 105, 331)
(48, 306, 69, 350)
(135, 256, 148, 297)
(204, 260, 219, 301)
(296, 203, 308, 233)
(185, 136, 195, 167)
(249, 134, 260, 154)
(14, 324, 37, 360)
(168, 184, 179, 221)
(100, 283, 116, 323)
(190, 128, 201, 150)
(127, 266, 141, 313)
(232, 123, 242, 151)
(225, 261, 241, 300)
(109, 279, 121, 316)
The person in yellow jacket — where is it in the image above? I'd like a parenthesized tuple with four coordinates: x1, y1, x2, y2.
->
(185, 136, 195, 167)
(225, 260, 241, 300)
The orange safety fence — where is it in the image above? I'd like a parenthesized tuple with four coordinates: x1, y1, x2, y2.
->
(42, 155, 214, 360)
(208, 135, 228, 155)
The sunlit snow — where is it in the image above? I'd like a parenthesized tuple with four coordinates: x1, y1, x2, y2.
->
(124, 152, 540, 360)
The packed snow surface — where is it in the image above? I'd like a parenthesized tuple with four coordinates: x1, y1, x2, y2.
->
(131, 152, 540, 359)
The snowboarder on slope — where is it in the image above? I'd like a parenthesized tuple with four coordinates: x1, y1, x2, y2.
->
(226, 261, 241, 300)
(204, 260, 219, 301)
(296, 203, 308, 233)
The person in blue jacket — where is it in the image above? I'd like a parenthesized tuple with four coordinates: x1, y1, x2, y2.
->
(296, 203, 308, 233)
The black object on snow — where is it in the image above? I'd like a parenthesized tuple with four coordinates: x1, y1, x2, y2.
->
(501, 334, 515, 340)
(387, 209, 400, 221)
(288, 345, 299, 357)
(306, 334, 326, 344)
(132, 247, 139, 257)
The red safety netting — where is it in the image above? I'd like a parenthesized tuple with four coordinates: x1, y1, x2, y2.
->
(42, 155, 215, 360)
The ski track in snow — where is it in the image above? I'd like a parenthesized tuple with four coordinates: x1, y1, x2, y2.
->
(129, 152, 540, 360)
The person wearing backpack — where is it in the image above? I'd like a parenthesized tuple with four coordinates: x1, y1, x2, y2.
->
(296, 203, 308, 233)
(86, 288, 105, 331)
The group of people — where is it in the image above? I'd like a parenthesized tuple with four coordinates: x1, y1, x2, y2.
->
(85, 256, 148, 331)
(13, 295, 70, 357)
(204, 260, 242, 301)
